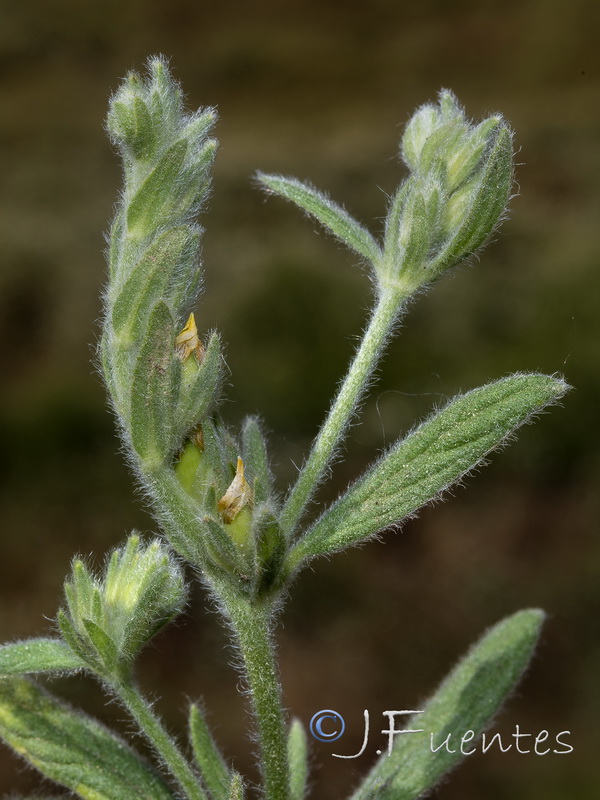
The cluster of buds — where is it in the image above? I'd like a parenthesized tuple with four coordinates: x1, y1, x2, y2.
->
(169, 311, 286, 597)
(103, 61, 286, 599)
(58, 535, 186, 678)
(380, 90, 513, 290)
(102, 58, 221, 472)
(174, 408, 286, 597)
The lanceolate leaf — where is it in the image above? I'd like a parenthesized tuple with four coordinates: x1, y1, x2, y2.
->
(126, 139, 188, 235)
(350, 609, 545, 800)
(257, 173, 382, 265)
(189, 704, 230, 800)
(0, 677, 174, 800)
(291, 373, 568, 564)
(287, 719, 308, 800)
(110, 225, 199, 342)
(0, 639, 85, 676)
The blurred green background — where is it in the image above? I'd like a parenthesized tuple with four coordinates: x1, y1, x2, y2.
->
(0, 0, 598, 797)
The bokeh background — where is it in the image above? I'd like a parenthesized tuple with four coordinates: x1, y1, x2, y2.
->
(0, 1, 598, 797)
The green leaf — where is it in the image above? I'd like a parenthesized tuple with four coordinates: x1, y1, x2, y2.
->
(381, 179, 412, 279)
(189, 704, 230, 800)
(173, 139, 217, 215)
(350, 609, 545, 800)
(107, 209, 126, 281)
(257, 173, 382, 265)
(291, 373, 568, 564)
(287, 718, 308, 800)
(0, 639, 85, 676)
(127, 140, 188, 235)
(0, 677, 175, 800)
(130, 301, 180, 468)
(111, 225, 199, 342)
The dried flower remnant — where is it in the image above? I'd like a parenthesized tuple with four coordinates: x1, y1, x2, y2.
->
(218, 457, 253, 524)
(175, 313, 205, 362)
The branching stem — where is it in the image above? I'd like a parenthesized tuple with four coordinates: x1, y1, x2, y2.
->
(280, 286, 407, 537)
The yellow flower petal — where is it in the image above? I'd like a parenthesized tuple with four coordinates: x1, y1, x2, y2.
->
(175, 312, 205, 362)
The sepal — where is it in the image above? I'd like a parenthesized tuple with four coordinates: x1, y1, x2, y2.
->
(173, 331, 222, 449)
(251, 503, 287, 595)
(228, 772, 245, 800)
(241, 416, 273, 505)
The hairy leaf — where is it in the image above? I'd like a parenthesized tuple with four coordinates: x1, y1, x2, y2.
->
(111, 226, 199, 342)
(287, 718, 308, 800)
(291, 374, 568, 564)
(257, 173, 382, 265)
(130, 301, 180, 467)
(189, 704, 230, 800)
(0, 677, 174, 800)
(127, 140, 188, 235)
(0, 640, 85, 676)
(351, 609, 544, 799)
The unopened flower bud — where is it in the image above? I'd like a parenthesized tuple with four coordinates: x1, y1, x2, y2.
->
(383, 90, 513, 289)
(58, 535, 186, 676)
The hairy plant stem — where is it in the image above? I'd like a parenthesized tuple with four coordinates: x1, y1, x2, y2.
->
(222, 596, 289, 800)
(112, 677, 207, 800)
(280, 285, 407, 537)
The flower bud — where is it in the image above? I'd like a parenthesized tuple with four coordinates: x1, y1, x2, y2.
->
(384, 90, 513, 289)
(58, 535, 186, 677)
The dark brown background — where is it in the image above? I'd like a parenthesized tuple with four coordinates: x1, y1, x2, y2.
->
(0, 1, 598, 797)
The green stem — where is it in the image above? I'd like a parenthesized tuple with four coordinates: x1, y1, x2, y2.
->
(113, 677, 207, 800)
(224, 597, 289, 800)
(280, 286, 406, 536)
